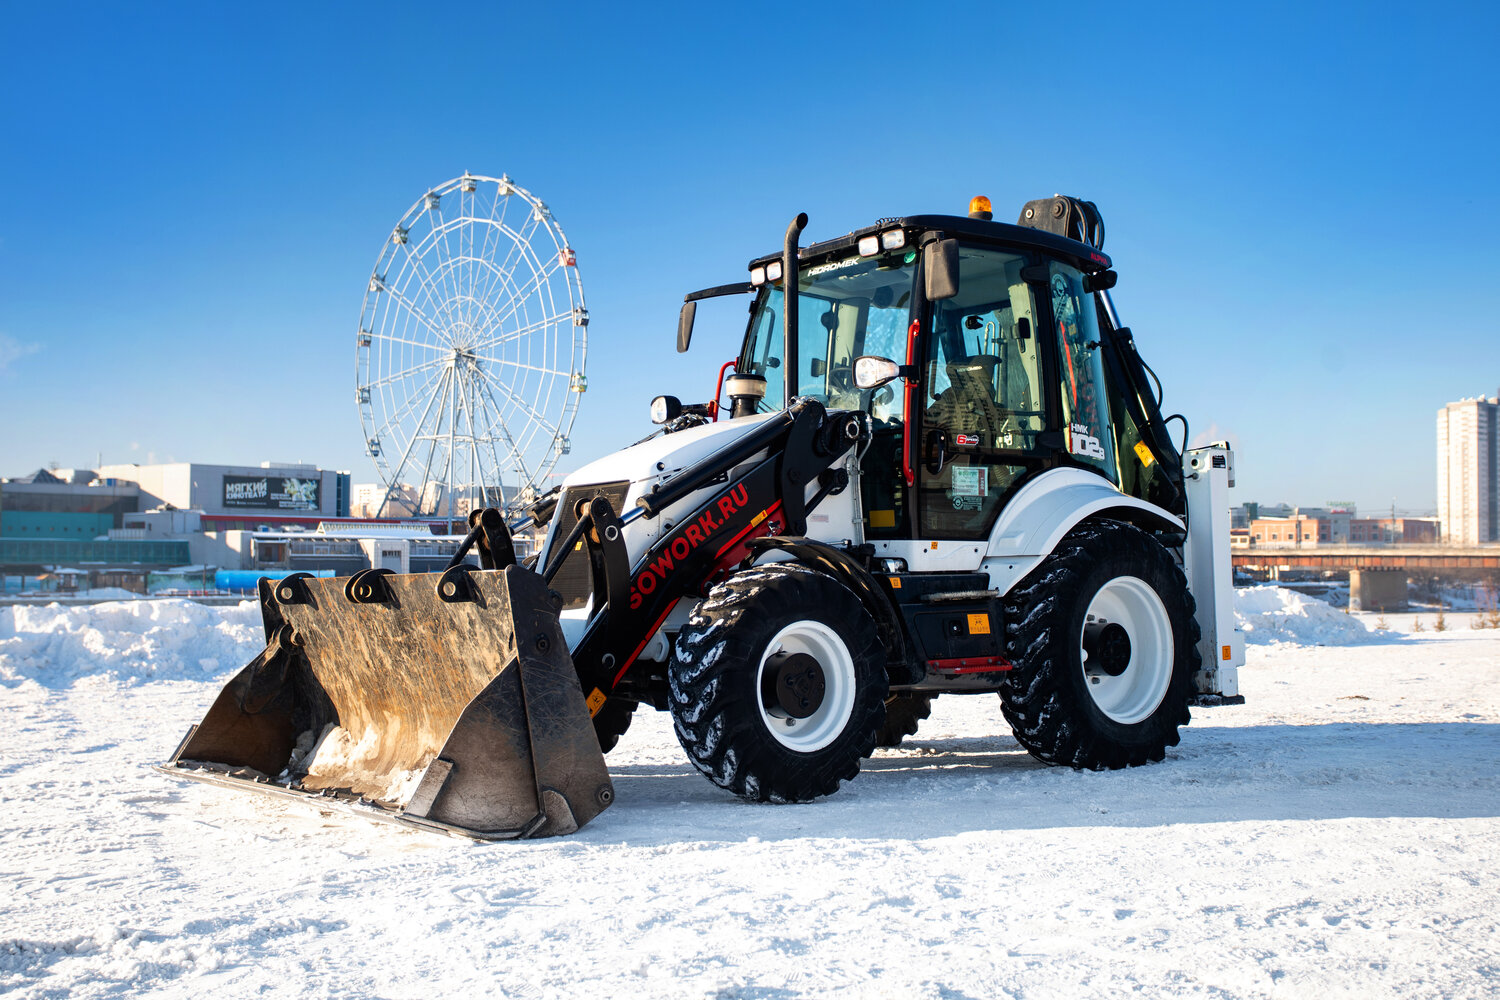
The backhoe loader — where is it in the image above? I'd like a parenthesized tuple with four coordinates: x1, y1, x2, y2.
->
(160, 194, 1243, 839)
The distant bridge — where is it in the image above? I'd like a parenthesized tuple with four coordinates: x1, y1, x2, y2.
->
(1232, 545, 1500, 572)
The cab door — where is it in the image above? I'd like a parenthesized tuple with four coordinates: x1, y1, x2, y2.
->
(914, 246, 1050, 540)
(854, 293, 913, 539)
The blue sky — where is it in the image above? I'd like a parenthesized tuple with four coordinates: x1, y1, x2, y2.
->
(2, 2, 1495, 514)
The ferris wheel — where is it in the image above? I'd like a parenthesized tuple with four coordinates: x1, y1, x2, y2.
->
(356, 172, 587, 518)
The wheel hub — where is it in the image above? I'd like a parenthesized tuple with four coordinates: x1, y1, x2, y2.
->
(1083, 621, 1131, 677)
(1078, 576, 1174, 725)
(763, 651, 826, 719)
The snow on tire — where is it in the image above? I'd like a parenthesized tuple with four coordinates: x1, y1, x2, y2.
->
(670, 563, 887, 802)
(1000, 518, 1198, 769)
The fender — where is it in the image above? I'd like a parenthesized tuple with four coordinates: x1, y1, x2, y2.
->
(981, 467, 1184, 598)
(746, 537, 909, 675)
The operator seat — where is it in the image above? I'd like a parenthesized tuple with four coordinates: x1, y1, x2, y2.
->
(928, 355, 1011, 443)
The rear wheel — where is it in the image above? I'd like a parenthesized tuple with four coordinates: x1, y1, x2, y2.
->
(1000, 519, 1197, 769)
(670, 563, 888, 802)
(875, 693, 934, 748)
(592, 697, 637, 754)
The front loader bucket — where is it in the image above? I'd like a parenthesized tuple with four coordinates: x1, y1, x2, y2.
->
(157, 565, 613, 840)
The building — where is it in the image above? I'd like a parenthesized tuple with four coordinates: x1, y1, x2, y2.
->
(1348, 517, 1440, 545)
(0, 469, 141, 538)
(1438, 392, 1499, 544)
(351, 482, 436, 518)
(1242, 508, 1438, 547)
(96, 461, 351, 529)
(1248, 515, 1322, 546)
(0, 470, 187, 587)
(351, 481, 512, 518)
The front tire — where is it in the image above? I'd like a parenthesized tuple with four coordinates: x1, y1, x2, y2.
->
(1000, 519, 1197, 769)
(670, 563, 888, 802)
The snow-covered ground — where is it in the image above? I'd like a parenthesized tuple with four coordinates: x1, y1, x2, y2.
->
(2, 589, 1498, 998)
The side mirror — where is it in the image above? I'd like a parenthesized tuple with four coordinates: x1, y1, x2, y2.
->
(1083, 269, 1118, 293)
(853, 355, 912, 390)
(924, 238, 959, 300)
(676, 301, 697, 353)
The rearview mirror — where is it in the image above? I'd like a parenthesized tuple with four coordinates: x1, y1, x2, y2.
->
(924, 238, 959, 300)
(676, 301, 697, 353)
(1083, 269, 1118, 293)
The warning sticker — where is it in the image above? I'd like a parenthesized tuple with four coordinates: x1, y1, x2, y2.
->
(951, 465, 988, 497)
(1133, 440, 1156, 467)
(967, 613, 991, 635)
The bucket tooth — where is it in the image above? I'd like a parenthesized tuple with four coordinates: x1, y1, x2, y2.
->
(159, 566, 612, 840)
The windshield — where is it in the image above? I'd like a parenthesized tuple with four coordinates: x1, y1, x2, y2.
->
(740, 247, 916, 414)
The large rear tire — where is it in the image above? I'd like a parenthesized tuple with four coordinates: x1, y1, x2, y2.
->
(670, 563, 888, 802)
(1000, 519, 1197, 769)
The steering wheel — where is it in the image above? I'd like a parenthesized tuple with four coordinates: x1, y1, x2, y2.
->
(859, 384, 895, 414)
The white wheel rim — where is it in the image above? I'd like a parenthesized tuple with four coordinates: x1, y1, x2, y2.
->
(1079, 575, 1173, 725)
(755, 620, 857, 753)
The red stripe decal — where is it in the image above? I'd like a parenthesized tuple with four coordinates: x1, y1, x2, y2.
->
(714, 500, 783, 560)
(615, 598, 681, 686)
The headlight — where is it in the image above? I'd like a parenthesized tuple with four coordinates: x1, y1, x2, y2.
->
(650, 395, 682, 424)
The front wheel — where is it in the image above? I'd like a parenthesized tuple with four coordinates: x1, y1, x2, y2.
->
(1000, 519, 1198, 769)
(670, 563, 888, 802)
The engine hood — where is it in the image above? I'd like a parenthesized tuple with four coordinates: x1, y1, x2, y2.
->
(561, 412, 784, 490)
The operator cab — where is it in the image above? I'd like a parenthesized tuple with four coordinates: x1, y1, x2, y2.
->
(731, 201, 1172, 543)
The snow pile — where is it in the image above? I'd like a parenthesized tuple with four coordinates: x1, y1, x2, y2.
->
(0, 599, 262, 688)
(1234, 585, 1375, 646)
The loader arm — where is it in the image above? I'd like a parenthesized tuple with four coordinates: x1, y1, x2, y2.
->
(564, 400, 866, 712)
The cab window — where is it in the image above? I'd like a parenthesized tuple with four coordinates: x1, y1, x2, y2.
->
(918, 246, 1042, 539)
(1048, 263, 1118, 483)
